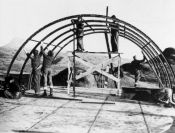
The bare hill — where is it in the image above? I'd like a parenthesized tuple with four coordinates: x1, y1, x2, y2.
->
(1, 38, 25, 50)
(0, 44, 175, 88)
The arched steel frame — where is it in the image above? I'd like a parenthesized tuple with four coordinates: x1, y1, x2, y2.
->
(6, 14, 175, 89)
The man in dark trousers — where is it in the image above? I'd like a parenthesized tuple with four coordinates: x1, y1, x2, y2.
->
(110, 15, 119, 52)
(131, 52, 146, 87)
(3, 76, 22, 99)
(26, 48, 42, 95)
(41, 46, 54, 96)
(71, 16, 85, 52)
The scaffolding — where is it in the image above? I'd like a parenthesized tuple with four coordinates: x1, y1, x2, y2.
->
(67, 51, 122, 96)
(6, 13, 175, 94)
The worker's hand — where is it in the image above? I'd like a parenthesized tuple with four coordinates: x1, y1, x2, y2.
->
(71, 19, 75, 23)
(26, 53, 30, 57)
(141, 51, 145, 56)
(40, 46, 43, 51)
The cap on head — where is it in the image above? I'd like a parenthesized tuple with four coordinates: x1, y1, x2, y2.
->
(33, 50, 39, 55)
(78, 16, 82, 20)
(111, 15, 116, 19)
(133, 55, 136, 60)
(48, 50, 53, 56)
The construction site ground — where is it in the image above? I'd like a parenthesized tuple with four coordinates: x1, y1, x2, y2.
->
(0, 86, 175, 133)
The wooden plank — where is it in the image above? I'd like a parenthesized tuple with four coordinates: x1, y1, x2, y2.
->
(76, 67, 96, 80)
(96, 69, 120, 82)
(68, 51, 121, 88)
(76, 56, 119, 80)
(75, 56, 93, 67)
(75, 51, 120, 54)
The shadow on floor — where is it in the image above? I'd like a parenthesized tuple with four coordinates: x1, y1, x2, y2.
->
(24, 92, 82, 101)
(13, 130, 54, 133)
(165, 118, 175, 133)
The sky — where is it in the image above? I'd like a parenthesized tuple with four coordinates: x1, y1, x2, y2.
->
(0, 0, 175, 59)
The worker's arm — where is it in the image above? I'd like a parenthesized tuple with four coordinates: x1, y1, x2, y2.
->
(26, 53, 33, 59)
(39, 46, 43, 56)
(40, 46, 47, 57)
(71, 19, 78, 24)
(140, 52, 146, 63)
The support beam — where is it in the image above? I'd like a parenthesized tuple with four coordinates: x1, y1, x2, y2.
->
(105, 32, 118, 88)
(73, 24, 76, 97)
(67, 57, 73, 94)
(75, 51, 119, 54)
(30, 39, 62, 48)
(75, 57, 119, 80)
(82, 18, 95, 32)
(67, 53, 121, 94)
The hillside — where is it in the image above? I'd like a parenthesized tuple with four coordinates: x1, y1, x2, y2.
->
(1, 38, 25, 50)
(0, 46, 130, 74)
(0, 46, 28, 73)
(0, 42, 175, 88)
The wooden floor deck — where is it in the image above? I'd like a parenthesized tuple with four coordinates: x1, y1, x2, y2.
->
(0, 86, 175, 133)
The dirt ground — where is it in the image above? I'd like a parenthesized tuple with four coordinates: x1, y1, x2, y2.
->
(0, 87, 175, 133)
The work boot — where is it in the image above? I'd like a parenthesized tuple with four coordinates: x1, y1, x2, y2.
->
(134, 82, 138, 87)
(164, 102, 173, 108)
(74, 49, 81, 52)
(81, 49, 85, 52)
(42, 90, 47, 97)
(49, 88, 53, 97)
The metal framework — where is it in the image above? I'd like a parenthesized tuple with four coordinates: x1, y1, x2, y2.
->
(6, 14, 175, 89)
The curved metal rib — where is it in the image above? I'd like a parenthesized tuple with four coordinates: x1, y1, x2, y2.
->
(6, 14, 175, 89)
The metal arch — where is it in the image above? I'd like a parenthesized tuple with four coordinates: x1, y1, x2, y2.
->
(18, 21, 123, 77)
(52, 30, 164, 87)
(120, 24, 172, 87)
(49, 22, 171, 87)
(18, 28, 107, 79)
(51, 20, 173, 88)
(119, 34, 164, 87)
(6, 14, 175, 89)
(51, 29, 165, 88)
(121, 20, 175, 87)
(122, 31, 170, 87)
(120, 33, 166, 87)
(51, 27, 169, 87)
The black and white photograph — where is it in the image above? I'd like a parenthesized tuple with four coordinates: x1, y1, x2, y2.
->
(0, 0, 175, 132)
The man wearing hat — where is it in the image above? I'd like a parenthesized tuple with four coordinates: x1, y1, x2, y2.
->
(131, 52, 146, 87)
(71, 16, 85, 52)
(110, 15, 119, 52)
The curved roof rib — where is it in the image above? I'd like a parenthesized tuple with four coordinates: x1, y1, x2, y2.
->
(6, 14, 175, 89)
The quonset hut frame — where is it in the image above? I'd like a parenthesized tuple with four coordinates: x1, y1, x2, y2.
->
(6, 14, 175, 90)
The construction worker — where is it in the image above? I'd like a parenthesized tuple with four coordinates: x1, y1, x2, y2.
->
(3, 76, 22, 99)
(71, 16, 85, 52)
(26, 48, 42, 95)
(41, 46, 54, 96)
(131, 52, 146, 87)
(155, 87, 175, 107)
(110, 15, 119, 52)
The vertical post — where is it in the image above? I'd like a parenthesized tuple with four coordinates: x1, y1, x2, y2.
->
(117, 54, 121, 95)
(105, 32, 118, 88)
(104, 33, 111, 59)
(73, 24, 76, 97)
(106, 6, 108, 26)
(101, 64, 104, 88)
(67, 55, 71, 94)
(105, 6, 117, 88)
(27, 71, 33, 90)
(105, 6, 111, 59)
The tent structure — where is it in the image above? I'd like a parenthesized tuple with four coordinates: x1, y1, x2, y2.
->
(6, 14, 175, 90)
